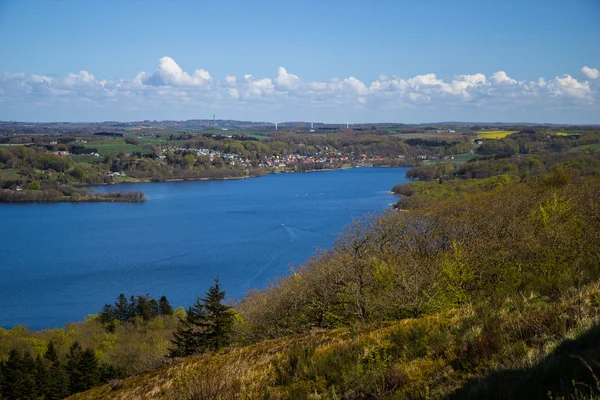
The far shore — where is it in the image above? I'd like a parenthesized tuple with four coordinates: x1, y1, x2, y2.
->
(86, 163, 411, 188)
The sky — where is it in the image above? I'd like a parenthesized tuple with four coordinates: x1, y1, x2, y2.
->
(0, 0, 599, 124)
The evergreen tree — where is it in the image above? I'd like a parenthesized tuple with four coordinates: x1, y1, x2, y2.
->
(0, 349, 37, 400)
(201, 277, 235, 351)
(98, 303, 114, 325)
(33, 355, 48, 399)
(159, 295, 173, 315)
(169, 297, 205, 357)
(113, 293, 133, 322)
(44, 342, 69, 400)
(66, 341, 101, 394)
(148, 298, 160, 318)
(135, 295, 159, 320)
(169, 277, 234, 357)
(66, 342, 84, 394)
(78, 349, 101, 389)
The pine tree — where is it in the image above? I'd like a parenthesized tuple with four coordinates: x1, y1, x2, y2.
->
(78, 349, 101, 389)
(201, 277, 235, 351)
(169, 297, 205, 357)
(33, 355, 48, 399)
(44, 342, 70, 400)
(0, 349, 36, 400)
(159, 295, 173, 315)
(169, 277, 234, 357)
(113, 293, 134, 322)
(98, 303, 114, 324)
(66, 342, 84, 394)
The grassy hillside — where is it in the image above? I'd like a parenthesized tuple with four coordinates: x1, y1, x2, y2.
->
(71, 282, 600, 399)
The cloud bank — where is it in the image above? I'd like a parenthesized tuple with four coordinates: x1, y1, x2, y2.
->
(0, 56, 598, 122)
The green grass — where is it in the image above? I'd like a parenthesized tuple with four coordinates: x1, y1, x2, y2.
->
(84, 139, 152, 155)
(392, 133, 467, 140)
(575, 143, 600, 150)
(246, 134, 269, 140)
(201, 129, 270, 140)
(69, 155, 105, 163)
(452, 127, 477, 133)
(424, 153, 478, 164)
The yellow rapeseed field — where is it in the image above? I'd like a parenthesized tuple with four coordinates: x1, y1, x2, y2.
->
(476, 130, 517, 139)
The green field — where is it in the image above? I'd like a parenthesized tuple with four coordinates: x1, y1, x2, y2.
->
(84, 139, 152, 155)
(574, 143, 600, 150)
(246, 134, 269, 140)
(550, 129, 583, 135)
(424, 153, 478, 164)
(69, 155, 105, 163)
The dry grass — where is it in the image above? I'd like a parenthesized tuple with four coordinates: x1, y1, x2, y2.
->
(68, 285, 600, 399)
(68, 328, 354, 399)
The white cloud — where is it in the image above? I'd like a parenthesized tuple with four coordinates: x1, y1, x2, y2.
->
(0, 57, 598, 122)
(344, 77, 368, 95)
(548, 74, 591, 99)
(582, 66, 600, 80)
(143, 56, 211, 86)
(224, 75, 237, 85)
(276, 67, 300, 90)
(490, 71, 517, 85)
(246, 78, 274, 96)
(408, 73, 445, 88)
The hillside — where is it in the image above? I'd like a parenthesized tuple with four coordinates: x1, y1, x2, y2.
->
(71, 282, 600, 399)
(67, 172, 600, 399)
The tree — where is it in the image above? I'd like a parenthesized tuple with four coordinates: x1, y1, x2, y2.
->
(159, 295, 173, 315)
(44, 342, 70, 400)
(0, 349, 37, 400)
(65, 341, 101, 394)
(113, 293, 134, 322)
(169, 277, 234, 357)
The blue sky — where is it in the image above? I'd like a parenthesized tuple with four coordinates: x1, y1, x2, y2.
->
(0, 0, 599, 123)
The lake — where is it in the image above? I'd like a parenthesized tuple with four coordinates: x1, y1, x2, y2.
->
(0, 167, 410, 330)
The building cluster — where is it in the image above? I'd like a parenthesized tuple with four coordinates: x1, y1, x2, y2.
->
(162, 146, 393, 169)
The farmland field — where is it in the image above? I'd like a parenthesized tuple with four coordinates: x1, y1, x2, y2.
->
(574, 143, 600, 150)
(69, 155, 105, 163)
(392, 132, 469, 140)
(550, 129, 583, 135)
(423, 153, 478, 164)
(476, 130, 517, 139)
(83, 139, 152, 155)
(247, 134, 269, 140)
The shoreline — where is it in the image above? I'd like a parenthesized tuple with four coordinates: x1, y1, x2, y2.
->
(88, 163, 413, 187)
(1, 165, 412, 203)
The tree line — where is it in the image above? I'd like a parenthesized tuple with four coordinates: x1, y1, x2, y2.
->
(0, 341, 118, 400)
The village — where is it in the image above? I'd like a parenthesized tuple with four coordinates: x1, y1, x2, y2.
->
(161, 145, 393, 170)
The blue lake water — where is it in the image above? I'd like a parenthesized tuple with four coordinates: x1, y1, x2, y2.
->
(0, 167, 409, 330)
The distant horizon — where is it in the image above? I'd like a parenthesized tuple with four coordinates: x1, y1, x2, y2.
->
(1, 118, 599, 127)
